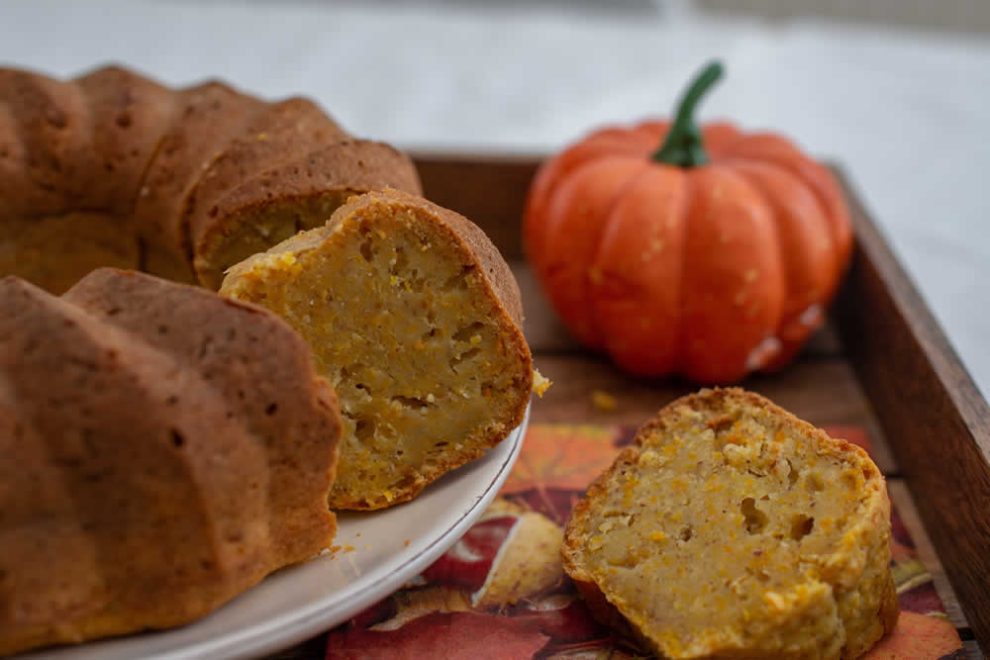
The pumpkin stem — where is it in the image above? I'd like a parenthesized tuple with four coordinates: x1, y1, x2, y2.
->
(651, 61, 724, 167)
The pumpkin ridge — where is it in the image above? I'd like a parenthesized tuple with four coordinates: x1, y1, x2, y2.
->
(729, 153, 838, 261)
(671, 167, 699, 377)
(720, 162, 793, 371)
(729, 160, 837, 370)
(722, 137, 850, 286)
(541, 155, 648, 348)
(586, 162, 657, 348)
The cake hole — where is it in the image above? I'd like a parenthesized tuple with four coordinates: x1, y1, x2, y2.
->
(707, 414, 734, 433)
(790, 514, 815, 541)
(355, 417, 376, 442)
(451, 347, 482, 367)
(786, 459, 799, 487)
(170, 429, 185, 448)
(453, 322, 485, 342)
(441, 265, 474, 291)
(359, 238, 374, 262)
(391, 395, 431, 410)
(265, 402, 278, 416)
(679, 526, 694, 542)
(390, 246, 408, 275)
(355, 383, 372, 396)
(740, 497, 769, 534)
(47, 110, 67, 129)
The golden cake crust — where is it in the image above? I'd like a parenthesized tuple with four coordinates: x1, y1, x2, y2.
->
(133, 79, 266, 282)
(192, 140, 421, 289)
(0, 68, 94, 216)
(562, 388, 898, 660)
(0, 65, 420, 291)
(75, 65, 178, 215)
(0, 270, 341, 656)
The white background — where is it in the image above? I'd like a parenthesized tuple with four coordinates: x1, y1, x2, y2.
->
(2, 0, 987, 398)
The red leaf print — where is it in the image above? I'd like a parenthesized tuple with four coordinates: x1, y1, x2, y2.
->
(326, 612, 549, 660)
(422, 516, 518, 591)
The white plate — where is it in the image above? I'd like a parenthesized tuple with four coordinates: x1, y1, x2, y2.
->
(24, 406, 529, 660)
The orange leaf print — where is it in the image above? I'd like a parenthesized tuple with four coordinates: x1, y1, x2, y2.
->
(502, 425, 622, 494)
(864, 612, 962, 659)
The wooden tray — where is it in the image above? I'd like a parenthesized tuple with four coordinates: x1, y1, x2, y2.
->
(411, 153, 990, 657)
(275, 153, 990, 659)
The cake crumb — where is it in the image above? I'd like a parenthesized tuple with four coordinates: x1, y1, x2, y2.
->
(592, 389, 618, 412)
(532, 369, 552, 397)
(403, 539, 411, 547)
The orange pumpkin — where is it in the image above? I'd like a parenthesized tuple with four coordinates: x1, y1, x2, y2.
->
(524, 62, 852, 383)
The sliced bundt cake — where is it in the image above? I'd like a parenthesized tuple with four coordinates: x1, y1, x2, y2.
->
(0, 65, 421, 292)
(191, 139, 420, 289)
(134, 78, 266, 283)
(0, 269, 341, 656)
(221, 189, 533, 510)
(562, 388, 897, 659)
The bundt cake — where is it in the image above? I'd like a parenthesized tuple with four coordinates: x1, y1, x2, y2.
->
(0, 64, 421, 293)
(562, 388, 897, 659)
(0, 268, 342, 656)
(221, 189, 534, 510)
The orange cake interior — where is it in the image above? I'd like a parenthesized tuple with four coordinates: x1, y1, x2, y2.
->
(563, 388, 897, 659)
(221, 189, 533, 510)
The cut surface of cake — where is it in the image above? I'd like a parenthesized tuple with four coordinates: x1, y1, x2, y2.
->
(221, 189, 533, 510)
(0, 65, 421, 293)
(0, 269, 341, 656)
(562, 388, 897, 660)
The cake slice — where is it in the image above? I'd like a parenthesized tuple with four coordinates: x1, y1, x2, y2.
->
(221, 189, 533, 510)
(0, 68, 93, 216)
(181, 96, 344, 235)
(193, 139, 421, 289)
(133, 80, 265, 282)
(63, 268, 341, 563)
(0, 270, 341, 655)
(75, 65, 177, 215)
(562, 388, 897, 659)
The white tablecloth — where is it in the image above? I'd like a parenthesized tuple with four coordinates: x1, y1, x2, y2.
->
(3, 0, 988, 398)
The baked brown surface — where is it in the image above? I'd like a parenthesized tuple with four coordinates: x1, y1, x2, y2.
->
(0, 64, 421, 292)
(192, 139, 419, 289)
(562, 388, 898, 659)
(0, 269, 342, 656)
(221, 189, 533, 510)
